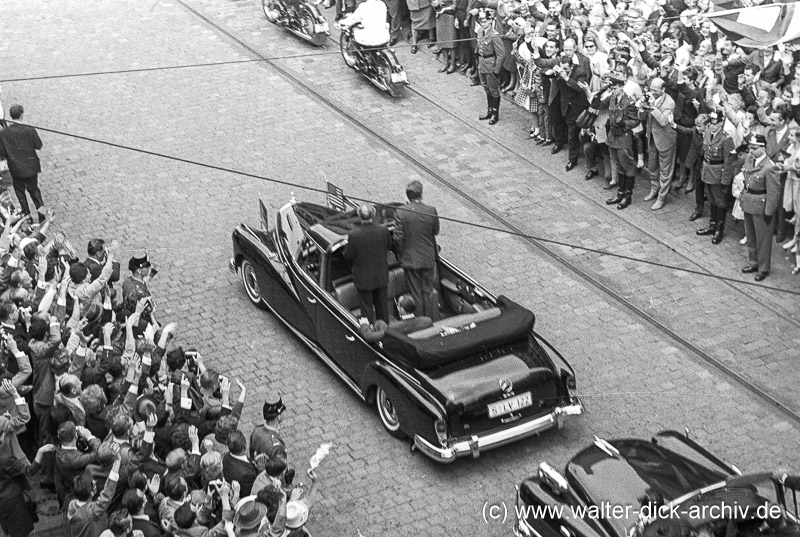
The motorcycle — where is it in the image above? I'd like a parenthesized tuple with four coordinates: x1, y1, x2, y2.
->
(262, 0, 329, 46)
(339, 24, 409, 97)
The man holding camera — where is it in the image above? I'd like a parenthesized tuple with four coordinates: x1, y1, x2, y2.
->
(640, 77, 677, 211)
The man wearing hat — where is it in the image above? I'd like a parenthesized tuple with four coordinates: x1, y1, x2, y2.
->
(343, 204, 391, 324)
(250, 394, 288, 462)
(740, 133, 782, 281)
(474, 8, 505, 125)
(696, 109, 736, 245)
(123, 251, 154, 308)
(234, 490, 288, 537)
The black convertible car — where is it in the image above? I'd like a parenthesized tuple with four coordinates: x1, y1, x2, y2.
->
(515, 430, 800, 537)
(229, 191, 583, 463)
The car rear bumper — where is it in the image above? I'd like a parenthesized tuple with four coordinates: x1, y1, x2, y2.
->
(413, 399, 584, 463)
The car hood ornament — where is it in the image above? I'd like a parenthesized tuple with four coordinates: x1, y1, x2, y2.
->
(500, 378, 513, 395)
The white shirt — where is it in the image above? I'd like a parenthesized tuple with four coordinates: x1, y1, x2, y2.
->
(343, 0, 389, 46)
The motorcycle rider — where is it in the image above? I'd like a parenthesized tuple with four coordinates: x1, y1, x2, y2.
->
(339, 0, 391, 48)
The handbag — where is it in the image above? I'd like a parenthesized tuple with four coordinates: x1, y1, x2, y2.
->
(576, 107, 599, 130)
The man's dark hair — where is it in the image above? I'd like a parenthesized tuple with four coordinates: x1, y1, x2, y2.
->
(9, 105, 23, 120)
(123, 489, 145, 515)
(166, 347, 186, 372)
(405, 180, 423, 201)
(23, 242, 39, 261)
(744, 63, 761, 75)
(227, 430, 247, 456)
(776, 103, 793, 123)
(256, 484, 284, 525)
(69, 262, 89, 285)
(0, 301, 16, 322)
(108, 509, 132, 537)
(165, 477, 188, 501)
(265, 454, 288, 478)
(28, 315, 49, 341)
(128, 470, 148, 491)
(72, 471, 95, 501)
(87, 239, 106, 257)
(173, 502, 197, 530)
(57, 420, 77, 444)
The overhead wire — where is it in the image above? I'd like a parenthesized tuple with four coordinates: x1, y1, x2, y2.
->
(24, 121, 800, 297)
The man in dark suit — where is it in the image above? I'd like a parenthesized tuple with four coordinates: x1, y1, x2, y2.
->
(765, 104, 793, 242)
(343, 204, 391, 324)
(85, 239, 121, 284)
(394, 181, 440, 320)
(222, 430, 259, 496)
(0, 105, 45, 222)
(556, 39, 591, 171)
(740, 133, 782, 281)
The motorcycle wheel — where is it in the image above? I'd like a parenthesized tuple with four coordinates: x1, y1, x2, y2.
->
(262, 0, 280, 23)
(340, 32, 357, 69)
(377, 55, 404, 98)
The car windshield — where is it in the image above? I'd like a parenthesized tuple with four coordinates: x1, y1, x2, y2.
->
(640, 475, 786, 537)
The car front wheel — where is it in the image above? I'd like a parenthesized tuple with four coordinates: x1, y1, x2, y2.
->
(376, 386, 406, 439)
(240, 259, 267, 310)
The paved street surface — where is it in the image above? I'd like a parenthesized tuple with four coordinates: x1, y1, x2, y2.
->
(2, 1, 799, 536)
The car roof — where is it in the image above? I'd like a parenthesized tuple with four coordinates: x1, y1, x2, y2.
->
(566, 439, 732, 537)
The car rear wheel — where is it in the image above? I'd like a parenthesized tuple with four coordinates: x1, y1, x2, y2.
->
(376, 386, 406, 439)
(240, 259, 267, 310)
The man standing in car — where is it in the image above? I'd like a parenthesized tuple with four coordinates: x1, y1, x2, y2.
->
(344, 204, 391, 325)
(394, 180, 440, 320)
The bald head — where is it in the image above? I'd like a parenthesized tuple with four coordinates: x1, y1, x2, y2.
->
(563, 39, 576, 57)
(357, 204, 373, 221)
(650, 77, 665, 98)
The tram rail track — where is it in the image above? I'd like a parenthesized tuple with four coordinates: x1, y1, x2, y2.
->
(175, 0, 800, 428)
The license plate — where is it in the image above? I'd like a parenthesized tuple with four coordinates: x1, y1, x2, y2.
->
(488, 392, 532, 418)
(391, 71, 407, 84)
(314, 22, 329, 33)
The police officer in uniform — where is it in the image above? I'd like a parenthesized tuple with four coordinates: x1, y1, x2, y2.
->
(740, 133, 782, 281)
(474, 8, 505, 125)
(604, 65, 640, 210)
(696, 110, 736, 245)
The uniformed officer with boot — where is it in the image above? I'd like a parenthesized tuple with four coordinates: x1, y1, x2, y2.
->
(604, 66, 640, 210)
(474, 8, 505, 125)
(740, 133, 782, 281)
(696, 110, 735, 245)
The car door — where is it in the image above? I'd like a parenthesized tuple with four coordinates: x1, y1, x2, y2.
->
(272, 204, 317, 341)
(312, 243, 378, 386)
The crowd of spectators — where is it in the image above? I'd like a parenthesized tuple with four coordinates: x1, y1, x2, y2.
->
(0, 205, 319, 536)
(352, 0, 800, 276)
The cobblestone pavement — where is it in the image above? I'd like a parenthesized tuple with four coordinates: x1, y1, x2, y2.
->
(2, 1, 799, 536)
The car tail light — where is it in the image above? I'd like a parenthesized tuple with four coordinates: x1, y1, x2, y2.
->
(435, 419, 448, 447)
(566, 374, 576, 390)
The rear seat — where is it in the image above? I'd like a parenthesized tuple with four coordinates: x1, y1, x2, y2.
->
(333, 267, 407, 314)
(407, 307, 501, 340)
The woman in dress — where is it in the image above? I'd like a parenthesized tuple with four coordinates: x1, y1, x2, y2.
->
(513, 27, 541, 138)
(407, 0, 437, 54)
(781, 128, 800, 265)
(432, 0, 457, 73)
